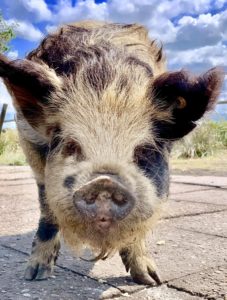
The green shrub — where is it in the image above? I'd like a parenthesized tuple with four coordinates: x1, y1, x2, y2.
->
(172, 121, 227, 159)
(0, 129, 26, 165)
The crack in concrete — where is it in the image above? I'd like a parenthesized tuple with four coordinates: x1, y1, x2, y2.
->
(167, 282, 227, 300)
(174, 226, 227, 239)
(163, 208, 227, 221)
(163, 263, 227, 285)
(170, 188, 213, 195)
(167, 283, 206, 299)
(171, 181, 227, 190)
(172, 198, 227, 207)
(1, 208, 37, 216)
(0, 177, 34, 181)
(0, 182, 36, 187)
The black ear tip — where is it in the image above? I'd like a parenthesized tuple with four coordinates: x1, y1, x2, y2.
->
(202, 67, 225, 87)
(200, 67, 225, 111)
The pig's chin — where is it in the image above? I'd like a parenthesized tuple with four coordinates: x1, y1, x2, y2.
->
(60, 217, 153, 259)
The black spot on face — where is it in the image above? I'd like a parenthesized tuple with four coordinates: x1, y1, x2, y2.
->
(63, 176, 75, 189)
(125, 56, 153, 77)
(134, 143, 170, 197)
(49, 134, 62, 152)
(38, 184, 47, 210)
(33, 143, 49, 160)
(36, 218, 59, 242)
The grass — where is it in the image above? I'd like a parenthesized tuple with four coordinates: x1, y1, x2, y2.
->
(170, 149, 227, 175)
(172, 121, 227, 159)
(0, 129, 26, 165)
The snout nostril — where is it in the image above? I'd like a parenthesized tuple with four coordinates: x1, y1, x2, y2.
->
(86, 192, 98, 205)
(112, 192, 127, 206)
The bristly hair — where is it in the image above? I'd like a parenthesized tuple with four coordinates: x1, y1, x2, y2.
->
(26, 21, 166, 79)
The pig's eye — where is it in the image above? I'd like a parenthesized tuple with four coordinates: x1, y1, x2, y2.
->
(62, 139, 83, 159)
(133, 144, 156, 168)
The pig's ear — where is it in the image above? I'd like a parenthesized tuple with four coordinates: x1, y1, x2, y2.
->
(0, 54, 62, 126)
(152, 68, 225, 140)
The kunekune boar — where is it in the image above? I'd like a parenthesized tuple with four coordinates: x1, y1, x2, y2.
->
(0, 21, 224, 285)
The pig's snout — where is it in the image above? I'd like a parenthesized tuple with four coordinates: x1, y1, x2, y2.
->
(73, 175, 135, 231)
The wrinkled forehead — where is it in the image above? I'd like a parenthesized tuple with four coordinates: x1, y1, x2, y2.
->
(56, 85, 155, 158)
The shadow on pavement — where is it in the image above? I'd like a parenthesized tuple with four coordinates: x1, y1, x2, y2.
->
(0, 230, 124, 299)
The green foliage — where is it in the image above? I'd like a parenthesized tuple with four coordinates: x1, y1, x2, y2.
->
(0, 129, 26, 165)
(0, 13, 15, 53)
(172, 121, 227, 159)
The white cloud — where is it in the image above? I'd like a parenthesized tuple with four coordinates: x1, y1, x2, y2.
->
(167, 14, 222, 50)
(48, 1, 227, 48)
(214, 0, 226, 9)
(3, 0, 52, 23)
(0, 80, 14, 114)
(51, 0, 107, 24)
(219, 75, 227, 101)
(45, 25, 58, 34)
(7, 50, 19, 60)
(7, 19, 44, 42)
(167, 43, 227, 72)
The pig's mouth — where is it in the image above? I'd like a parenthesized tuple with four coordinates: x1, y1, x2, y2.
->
(93, 216, 115, 233)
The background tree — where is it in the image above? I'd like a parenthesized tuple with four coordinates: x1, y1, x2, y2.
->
(0, 13, 15, 53)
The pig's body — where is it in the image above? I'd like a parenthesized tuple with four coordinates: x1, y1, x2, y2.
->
(0, 21, 224, 285)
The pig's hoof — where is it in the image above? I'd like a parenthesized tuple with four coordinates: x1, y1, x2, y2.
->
(24, 261, 53, 280)
(130, 256, 162, 286)
(121, 251, 161, 286)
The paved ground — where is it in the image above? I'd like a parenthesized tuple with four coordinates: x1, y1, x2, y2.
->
(0, 166, 226, 300)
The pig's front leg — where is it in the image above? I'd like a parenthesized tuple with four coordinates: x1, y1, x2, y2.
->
(24, 184, 60, 280)
(119, 240, 162, 285)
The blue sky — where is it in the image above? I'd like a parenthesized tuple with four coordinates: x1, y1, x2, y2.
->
(0, 0, 227, 120)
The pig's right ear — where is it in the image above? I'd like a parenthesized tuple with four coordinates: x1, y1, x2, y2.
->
(151, 68, 224, 140)
(0, 54, 62, 126)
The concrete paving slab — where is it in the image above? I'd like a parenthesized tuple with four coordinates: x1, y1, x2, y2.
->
(115, 285, 203, 300)
(162, 200, 227, 219)
(0, 184, 37, 197)
(0, 179, 35, 187)
(0, 245, 121, 300)
(1, 217, 38, 236)
(1, 167, 227, 299)
(171, 175, 227, 188)
(169, 265, 227, 299)
(0, 193, 39, 236)
(169, 183, 211, 195)
(170, 189, 227, 206)
(148, 221, 227, 282)
(0, 194, 39, 215)
(0, 166, 30, 174)
(0, 171, 33, 181)
(170, 211, 227, 238)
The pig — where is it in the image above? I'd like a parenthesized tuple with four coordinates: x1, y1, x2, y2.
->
(0, 21, 224, 285)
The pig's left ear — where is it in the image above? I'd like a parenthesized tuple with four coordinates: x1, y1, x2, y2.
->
(0, 54, 62, 126)
(152, 68, 225, 140)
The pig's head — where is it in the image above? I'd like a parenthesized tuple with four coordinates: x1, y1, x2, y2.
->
(0, 40, 224, 257)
